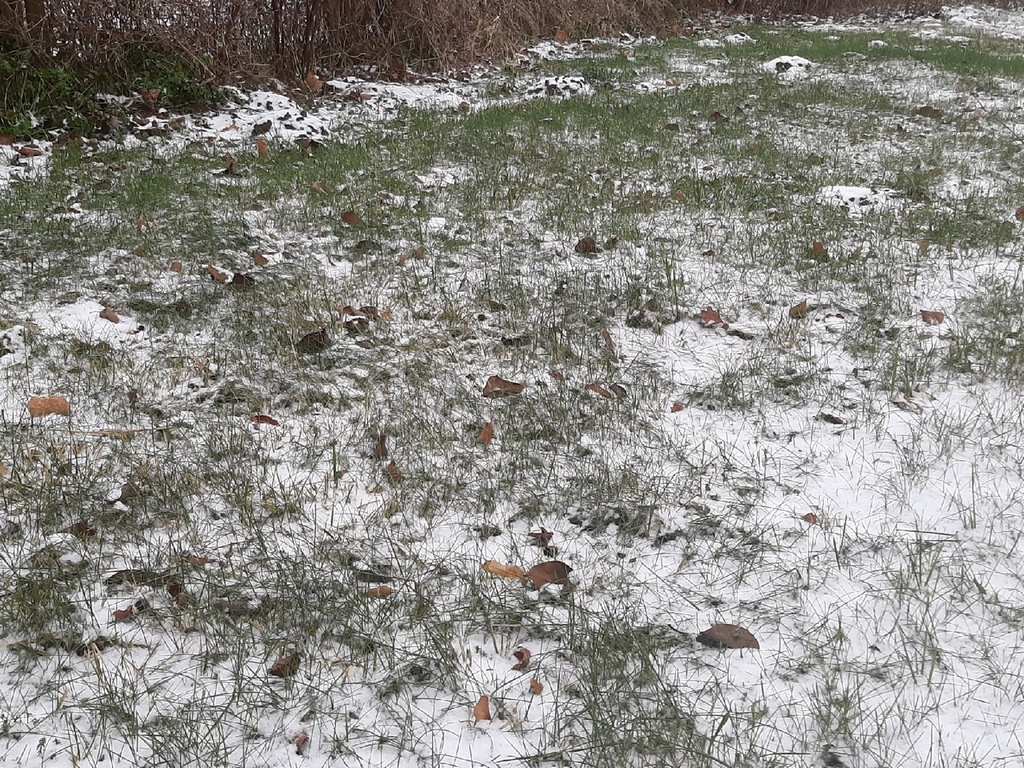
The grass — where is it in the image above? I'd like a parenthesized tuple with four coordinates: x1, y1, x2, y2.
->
(3, 8, 1024, 768)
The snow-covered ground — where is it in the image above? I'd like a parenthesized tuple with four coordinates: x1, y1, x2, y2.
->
(2, 5, 1024, 768)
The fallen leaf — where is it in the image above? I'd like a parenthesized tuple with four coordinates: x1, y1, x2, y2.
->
(1015, 205, 1024, 221)
(372, 433, 388, 460)
(789, 300, 809, 319)
(529, 678, 544, 695)
(808, 240, 829, 261)
(207, 262, 229, 283)
(365, 586, 394, 598)
(473, 695, 491, 723)
(311, 180, 328, 195)
(699, 307, 727, 328)
(920, 309, 945, 326)
(65, 521, 96, 538)
(554, 28, 568, 44)
(305, 70, 323, 92)
(99, 306, 119, 323)
(341, 209, 362, 226)
(477, 421, 494, 445)
(528, 528, 554, 548)
(550, 371, 566, 382)
(182, 554, 217, 566)
(385, 460, 403, 485)
(818, 413, 845, 425)
(512, 647, 531, 671)
(482, 560, 526, 580)
(482, 375, 525, 398)
(17, 144, 43, 157)
(674, 189, 687, 203)
(585, 383, 613, 398)
(802, 512, 820, 524)
(525, 561, 574, 592)
(296, 328, 332, 353)
(294, 731, 310, 755)
(670, 402, 685, 413)
(608, 383, 628, 398)
(269, 653, 301, 678)
(170, 260, 183, 273)
(695, 623, 759, 649)
(230, 272, 255, 288)
(117, 481, 142, 502)
(601, 329, 616, 354)
(891, 397, 923, 414)
(112, 606, 135, 622)
(915, 105, 942, 119)
(28, 396, 71, 418)
(250, 414, 280, 427)
(574, 236, 598, 254)
(255, 138, 269, 158)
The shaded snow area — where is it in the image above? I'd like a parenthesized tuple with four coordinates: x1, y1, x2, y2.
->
(3, 6, 1024, 768)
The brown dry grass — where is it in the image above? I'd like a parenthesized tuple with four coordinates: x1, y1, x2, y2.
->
(0, 0, 968, 82)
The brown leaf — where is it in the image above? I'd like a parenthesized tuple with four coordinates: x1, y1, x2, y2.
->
(294, 731, 310, 756)
(808, 240, 829, 261)
(549, 371, 566, 382)
(99, 306, 120, 323)
(305, 70, 324, 92)
(311, 180, 328, 195)
(170, 260, 183, 273)
(674, 189, 687, 203)
(365, 586, 395, 598)
(1015, 205, 1024, 221)
(385, 460, 403, 485)
(207, 262, 229, 283)
(372, 433, 388, 460)
(574, 236, 598, 254)
(296, 328, 332, 353)
(915, 105, 943, 119)
(251, 250, 269, 266)
(585, 383, 612, 398)
(17, 144, 43, 157)
(117, 481, 142, 502)
(818, 413, 845, 425)
(473, 695, 491, 723)
(920, 309, 945, 326)
(802, 512, 820, 524)
(341, 209, 362, 226)
(529, 678, 544, 695)
(482, 375, 525, 398)
(65, 521, 96, 538)
(525, 561, 574, 592)
(789, 300, 809, 319)
(182, 554, 217, 566)
(269, 653, 301, 678)
(255, 138, 269, 158)
(250, 414, 280, 427)
(670, 401, 685, 413)
(512, 647, 531, 671)
(695, 623, 760, 649)
(230, 272, 255, 288)
(28, 396, 71, 418)
(113, 606, 135, 622)
(891, 397, 923, 414)
(699, 307, 727, 328)
(477, 421, 494, 445)
(482, 560, 526, 579)
(601, 328, 615, 354)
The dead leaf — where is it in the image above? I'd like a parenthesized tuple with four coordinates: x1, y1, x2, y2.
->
(608, 383, 627, 398)
(915, 105, 943, 119)
(384, 460, 403, 485)
(99, 306, 119, 323)
(674, 189, 687, 203)
(920, 309, 945, 326)
(512, 647, 531, 671)
(311, 180, 328, 195)
(28, 396, 71, 418)
(808, 240, 829, 260)
(294, 731, 310, 755)
(65, 521, 96, 538)
(473, 695, 491, 723)
(482, 375, 525, 398)
(296, 328, 332, 353)
(305, 70, 323, 92)
(207, 262, 229, 283)
(550, 371, 566, 382)
(1015, 205, 1024, 221)
(170, 260, 183, 273)
(554, 28, 568, 44)
(789, 300, 809, 319)
(891, 397, 923, 414)
(695, 623, 760, 649)
(601, 329, 615, 354)
(525, 561, 574, 592)
(699, 307, 727, 328)
(222, 154, 236, 174)
(585, 383, 613, 398)
(670, 402, 685, 413)
(372, 433, 388, 460)
(529, 678, 544, 695)
(17, 145, 43, 157)
(818, 413, 845, 425)
(482, 560, 526, 580)
(250, 414, 280, 427)
(269, 652, 301, 678)
(230, 272, 255, 288)
(528, 528, 554, 548)
(477, 421, 494, 445)
(365, 586, 395, 598)
(802, 512, 819, 524)
(182, 554, 217, 566)
(255, 138, 269, 158)
(574, 236, 598, 254)
(113, 606, 135, 622)
(341, 209, 362, 226)
(251, 251, 269, 266)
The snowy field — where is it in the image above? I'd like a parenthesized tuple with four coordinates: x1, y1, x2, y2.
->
(2, 4, 1024, 767)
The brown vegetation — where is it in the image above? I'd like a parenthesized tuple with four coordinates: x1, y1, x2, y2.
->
(0, 0, 956, 81)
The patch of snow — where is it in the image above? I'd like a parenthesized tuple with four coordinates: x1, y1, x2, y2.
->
(817, 185, 899, 215)
(723, 33, 756, 45)
(761, 55, 814, 79)
(524, 75, 593, 100)
(32, 299, 146, 346)
(697, 38, 725, 48)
